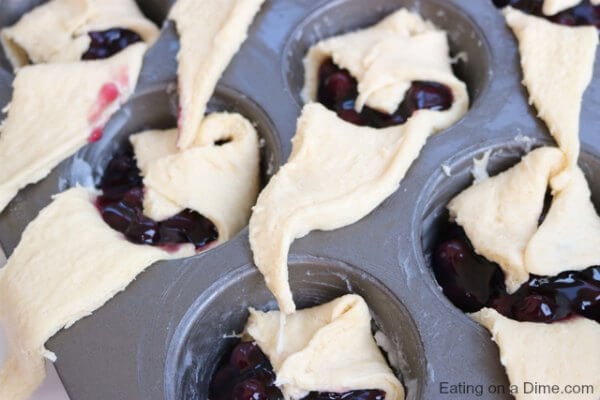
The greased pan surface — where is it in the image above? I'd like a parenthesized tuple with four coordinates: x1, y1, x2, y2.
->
(0, 1, 599, 399)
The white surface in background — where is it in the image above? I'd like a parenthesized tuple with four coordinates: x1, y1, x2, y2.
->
(0, 247, 70, 400)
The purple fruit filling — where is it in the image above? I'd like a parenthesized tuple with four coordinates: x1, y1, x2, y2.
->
(492, 0, 600, 29)
(81, 28, 142, 60)
(210, 341, 387, 400)
(96, 144, 218, 249)
(317, 58, 453, 128)
(432, 207, 600, 323)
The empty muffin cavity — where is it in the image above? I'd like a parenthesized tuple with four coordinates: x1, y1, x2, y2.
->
(165, 257, 426, 400)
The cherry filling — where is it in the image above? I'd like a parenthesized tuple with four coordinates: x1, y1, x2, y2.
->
(432, 201, 600, 323)
(492, 0, 600, 29)
(81, 28, 142, 60)
(210, 341, 386, 400)
(96, 144, 218, 249)
(317, 58, 453, 128)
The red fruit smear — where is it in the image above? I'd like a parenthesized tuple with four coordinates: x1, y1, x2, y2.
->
(88, 127, 103, 143)
(89, 82, 120, 124)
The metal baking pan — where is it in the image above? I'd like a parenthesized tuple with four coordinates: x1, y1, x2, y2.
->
(0, 0, 599, 399)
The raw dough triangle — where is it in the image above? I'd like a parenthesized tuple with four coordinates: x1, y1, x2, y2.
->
(448, 147, 564, 292)
(169, 0, 266, 149)
(503, 7, 598, 178)
(246, 294, 404, 400)
(542, 0, 581, 15)
(0, 43, 146, 213)
(130, 112, 260, 241)
(0, 188, 192, 400)
(472, 308, 600, 400)
(525, 166, 600, 275)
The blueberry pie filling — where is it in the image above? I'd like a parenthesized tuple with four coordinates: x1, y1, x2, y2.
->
(96, 144, 218, 250)
(317, 58, 454, 128)
(81, 28, 143, 60)
(433, 220, 600, 323)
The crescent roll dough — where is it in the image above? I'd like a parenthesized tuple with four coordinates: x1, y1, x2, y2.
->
(245, 294, 404, 400)
(130, 112, 260, 241)
(0, 43, 146, 213)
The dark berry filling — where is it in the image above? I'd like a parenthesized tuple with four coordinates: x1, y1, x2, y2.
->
(81, 28, 142, 60)
(317, 58, 453, 128)
(96, 144, 218, 249)
(492, 0, 600, 29)
(432, 205, 600, 323)
(210, 340, 386, 400)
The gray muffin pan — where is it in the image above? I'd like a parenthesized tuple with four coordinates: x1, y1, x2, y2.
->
(0, 0, 599, 399)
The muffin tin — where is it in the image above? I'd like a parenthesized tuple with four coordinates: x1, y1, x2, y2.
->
(0, 0, 599, 399)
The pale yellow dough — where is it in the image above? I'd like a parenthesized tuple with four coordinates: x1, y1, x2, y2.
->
(1, 0, 159, 68)
(503, 7, 598, 184)
(245, 295, 404, 400)
(251, 8, 468, 314)
(0, 187, 193, 400)
(303, 8, 468, 117)
(543, 0, 600, 14)
(0, 43, 146, 213)
(542, 0, 581, 15)
(169, 0, 266, 149)
(471, 308, 600, 400)
(130, 112, 260, 241)
(525, 166, 600, 276)
(448, 147, 565, 292)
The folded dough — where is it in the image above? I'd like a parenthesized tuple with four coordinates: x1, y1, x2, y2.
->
(0, 43, 146, 213)
(448, 147, 565, 292)
(471, 308, 600, 400)
(503, 7, 598, 184)
(169, 0, 266, 149)
(245, 294, 404, 400)
(0, 187, 193, 400)
(130, 112, 260, 241)
(1, 0, 159, 68)
(303, 8, 469, 117)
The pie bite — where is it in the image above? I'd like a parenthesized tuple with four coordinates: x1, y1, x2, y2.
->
(210, 295, 404, 400)
(1, 0, 159, 67)
(250, 8, 469, 314)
